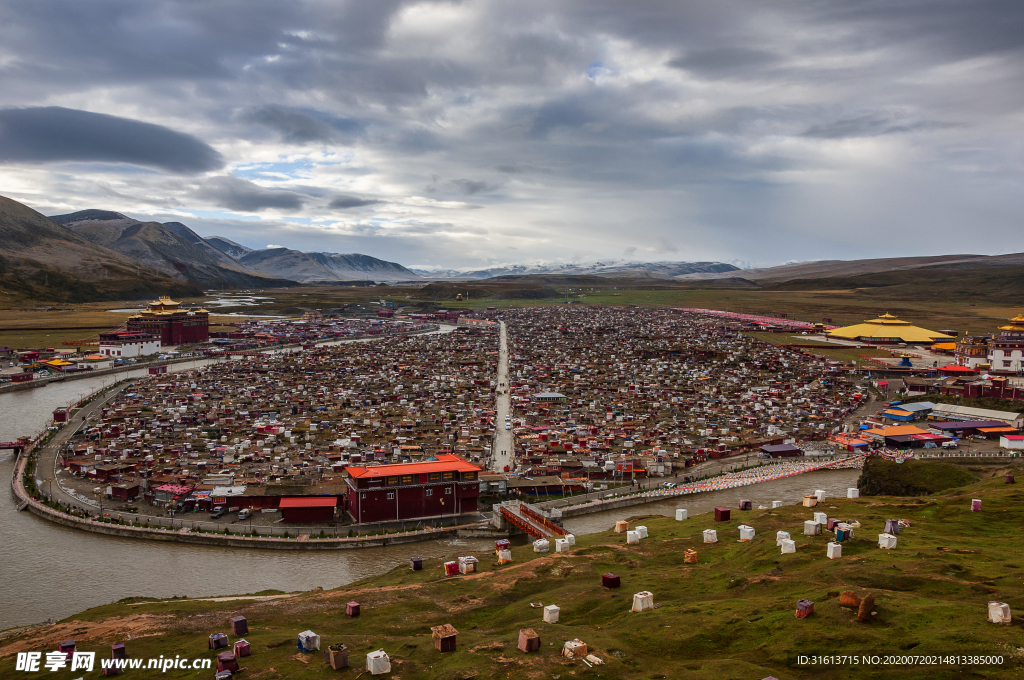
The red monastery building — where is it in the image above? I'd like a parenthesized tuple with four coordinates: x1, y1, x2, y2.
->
(127, 296, 209, 345)
(341, 454, 481, 524)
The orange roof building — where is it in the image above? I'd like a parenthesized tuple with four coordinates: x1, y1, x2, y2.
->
(342, 454, 482, 524)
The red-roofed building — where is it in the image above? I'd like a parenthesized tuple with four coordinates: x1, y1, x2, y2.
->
(279, 497, 337, 524)
(341, 454, 481, 524)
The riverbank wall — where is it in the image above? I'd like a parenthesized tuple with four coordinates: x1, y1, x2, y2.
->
(12, 453, 491, 549)
(541, 456, 867, 520)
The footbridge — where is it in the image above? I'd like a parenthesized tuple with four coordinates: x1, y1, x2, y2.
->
(497, 500, 566, 540)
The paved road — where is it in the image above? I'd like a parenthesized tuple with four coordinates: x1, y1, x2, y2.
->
(491, 321, 515, 473)
(36, 381, 136, 514)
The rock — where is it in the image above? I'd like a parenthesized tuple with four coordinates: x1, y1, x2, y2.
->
(839, 591, 861, 608)
(857, 594, 875, 622)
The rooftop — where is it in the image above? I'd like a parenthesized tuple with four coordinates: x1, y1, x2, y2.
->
(344, 453, 481, 479)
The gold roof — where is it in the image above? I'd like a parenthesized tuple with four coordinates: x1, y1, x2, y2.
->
(150, 296, 180, 306)
(827, 313, 953, 342)
(999, 313, 1024, 331)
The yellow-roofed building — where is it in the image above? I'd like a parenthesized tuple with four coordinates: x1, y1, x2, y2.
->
(826, 313, 953, 344)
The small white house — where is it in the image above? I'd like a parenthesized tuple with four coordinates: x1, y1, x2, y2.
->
(1000, 435, 1024, 450)
(99, 332, 161, 358)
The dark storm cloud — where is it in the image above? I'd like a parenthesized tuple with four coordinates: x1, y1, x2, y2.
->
(0, 107, 223, 173)
(197, 176, 304, 211)
(329, 195, 382, 209)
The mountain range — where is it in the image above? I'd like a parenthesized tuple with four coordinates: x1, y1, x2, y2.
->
(410, 260, 740, 279)
(0, 197, 198, 302)
(5, 191, 1024, 303)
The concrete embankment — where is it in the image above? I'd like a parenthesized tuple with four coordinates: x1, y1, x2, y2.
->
(12, 439, 493, 551)
(539, 456, 866, 520)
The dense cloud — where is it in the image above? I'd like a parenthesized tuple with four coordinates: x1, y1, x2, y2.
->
(196, 176, 304, 212)
(0, 107, 223, 173)
(329, 195, 383, 209)
(1, 1, 1023, 267)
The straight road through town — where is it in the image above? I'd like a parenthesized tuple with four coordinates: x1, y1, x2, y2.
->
(491, 321, 514, 473)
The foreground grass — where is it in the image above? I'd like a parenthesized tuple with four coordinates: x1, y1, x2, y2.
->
(3, 471, 1024, 679)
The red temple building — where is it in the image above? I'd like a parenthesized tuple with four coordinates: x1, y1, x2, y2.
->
(341, 454, 481, 524)
(126, 296, 209, 346)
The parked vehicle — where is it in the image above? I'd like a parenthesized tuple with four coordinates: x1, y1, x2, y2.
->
(209, 507, 226, 519)
(941, 441, 958, 449)
(238, 508, 252, 521)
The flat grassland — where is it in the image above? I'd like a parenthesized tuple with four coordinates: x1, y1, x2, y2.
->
(4, 469, 1021, 679)
(1, 282, 1019, 349)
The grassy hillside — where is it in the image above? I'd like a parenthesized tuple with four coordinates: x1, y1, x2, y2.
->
(763, 266, 1024, 304)
(4, 471, 1023, 679)
(858, 457, 979, 496)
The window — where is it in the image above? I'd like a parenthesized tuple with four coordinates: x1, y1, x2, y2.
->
(386, 492, 394, 500)
(442, 471, 454, 480)
(426, 488, 433, 496)
(463, 471, 477, 481)
(360, 493, 366, 499)
(445, 486, 452, 494)
(429, 472, 441, 482)
(386, 476, 399, 486)
(401, 474, 414, 484)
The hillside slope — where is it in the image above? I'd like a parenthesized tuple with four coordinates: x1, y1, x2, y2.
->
(0, 196, 198, 302)
(50, 211, 295, 290)
(10, 469, 1024, 679)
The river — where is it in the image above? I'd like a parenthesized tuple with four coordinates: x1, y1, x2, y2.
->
(0, 336, 857, 630)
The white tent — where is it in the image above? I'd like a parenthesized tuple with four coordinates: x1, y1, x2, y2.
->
(771, 500, 784, 509)
(675, 508, 688, 521)
(847, 488, 860, 498)
(776, 530, 791, 546)
(804, 520, 821, 536)
(367, 650, 391, 675)
(703, 529, 718, 543)
(626, 530, 640, 544)
(815, 489, 827, 500)
(780, 539, 796, 554)
(533, 539, 550, 553)
(555, 538, 571, 553)
(630, 591, 655, 613)
(827, 542, 842, 559)
(878, 533, 898, 549)
(543, 604, 560, 624)
(635, 525, 649, 539)
(813, 512, 827, 524)
(738, 525, 755, 541)
(988, 601, 1012, 624)
(458, 556, 479, 574)
(564, 534, 576, 546)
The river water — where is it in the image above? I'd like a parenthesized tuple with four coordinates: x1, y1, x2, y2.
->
(0, 343, 858, 630)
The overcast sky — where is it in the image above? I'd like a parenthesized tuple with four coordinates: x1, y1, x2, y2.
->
(1, 0, 1023, 270)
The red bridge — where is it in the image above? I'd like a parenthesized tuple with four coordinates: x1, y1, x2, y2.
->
(0, 441, 27, 454)
(499, 501, 566, 540)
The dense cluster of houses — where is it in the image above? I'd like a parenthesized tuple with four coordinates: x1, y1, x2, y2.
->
(486, 307, 870, 492)
(58, 326, 499, 524)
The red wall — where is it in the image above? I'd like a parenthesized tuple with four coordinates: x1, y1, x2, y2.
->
(347, 482, 479, 523)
